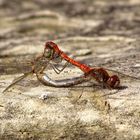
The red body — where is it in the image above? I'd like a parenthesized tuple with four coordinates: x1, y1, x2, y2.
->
(45, 41, 120, 88)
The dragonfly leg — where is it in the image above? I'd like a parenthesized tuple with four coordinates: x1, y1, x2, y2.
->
(38, 66, 47, 74)
(50, 61, 69, 74)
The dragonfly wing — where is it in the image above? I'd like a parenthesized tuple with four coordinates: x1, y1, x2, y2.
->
(3, 72, 32, 93)
(105, 68, 140, 81)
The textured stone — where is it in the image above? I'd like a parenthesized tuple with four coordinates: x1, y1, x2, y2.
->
(0, 0, 140, 139)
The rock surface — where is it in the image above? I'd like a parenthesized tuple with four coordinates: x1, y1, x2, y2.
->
(0, 0, 140, 139)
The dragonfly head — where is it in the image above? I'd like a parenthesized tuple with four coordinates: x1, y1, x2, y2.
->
(44, 41, 62, 63)
(107, 75, 120, 88)
(43, 41, 55, 59)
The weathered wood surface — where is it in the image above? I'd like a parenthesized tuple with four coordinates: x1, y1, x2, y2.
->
(0, 0, 140, 139)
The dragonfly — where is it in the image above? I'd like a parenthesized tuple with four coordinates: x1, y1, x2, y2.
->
(37, 41, 120, 89)
(3, 41, 139, 96)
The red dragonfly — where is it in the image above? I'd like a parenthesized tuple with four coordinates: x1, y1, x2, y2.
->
(37, 41, 120, 89)
(2, 41, 139, 95)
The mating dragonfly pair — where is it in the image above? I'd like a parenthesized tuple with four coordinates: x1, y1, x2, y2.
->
(3, 41, 135, 93)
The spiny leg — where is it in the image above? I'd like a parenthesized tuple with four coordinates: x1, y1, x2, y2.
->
(50, 61, 69, 74)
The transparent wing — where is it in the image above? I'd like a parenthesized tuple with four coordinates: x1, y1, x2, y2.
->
(2, 71, 33, 93)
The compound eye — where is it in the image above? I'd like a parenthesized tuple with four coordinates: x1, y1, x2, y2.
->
(44, 48, 53, 58)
